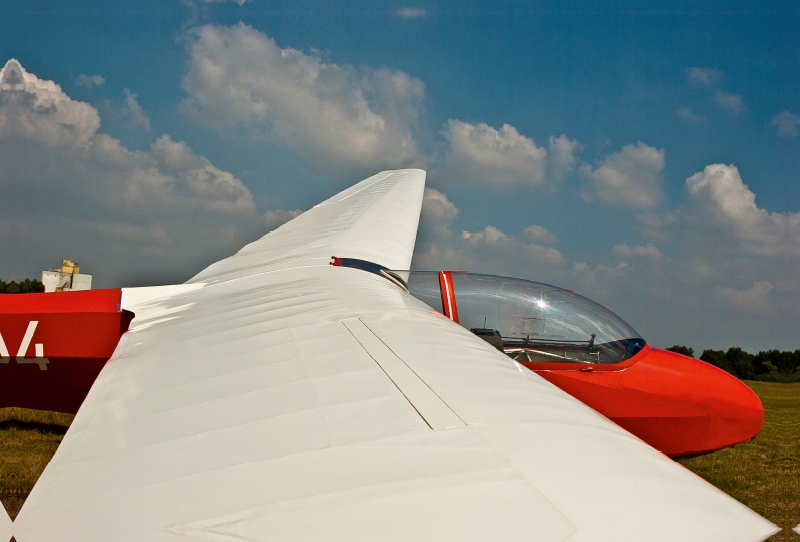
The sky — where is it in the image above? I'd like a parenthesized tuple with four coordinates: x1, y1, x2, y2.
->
(1, 0, 798, 354)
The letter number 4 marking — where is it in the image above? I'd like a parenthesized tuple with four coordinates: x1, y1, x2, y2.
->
(0, 321, 49, 370)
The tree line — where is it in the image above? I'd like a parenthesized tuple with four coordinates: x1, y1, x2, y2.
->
(0, 279, 45, 293)
(667, 345, 800, 383)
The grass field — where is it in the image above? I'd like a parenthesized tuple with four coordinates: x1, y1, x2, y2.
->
(0, 382, 797, 539)
(680, 381, 800, 541)
(0, 408, 74, 519)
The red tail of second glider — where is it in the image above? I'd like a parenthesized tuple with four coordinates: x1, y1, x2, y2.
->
(0, 289, 131, 413)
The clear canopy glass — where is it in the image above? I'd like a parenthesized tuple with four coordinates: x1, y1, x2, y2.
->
(404, 272, 645, 364)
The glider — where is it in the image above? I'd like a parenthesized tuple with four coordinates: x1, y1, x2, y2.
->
(397, 269, 765, 458)
(2, 169, 779, 541)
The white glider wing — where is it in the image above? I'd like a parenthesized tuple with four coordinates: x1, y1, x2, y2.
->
(0, 501, 10, 542)
(13, 169, 778, 542)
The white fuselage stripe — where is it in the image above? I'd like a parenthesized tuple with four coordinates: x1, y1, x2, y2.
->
(16, 320, 38, 357)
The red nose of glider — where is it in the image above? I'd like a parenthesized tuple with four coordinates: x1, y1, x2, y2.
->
(531, 346, 764, 458)
(618, 348, 764, 457)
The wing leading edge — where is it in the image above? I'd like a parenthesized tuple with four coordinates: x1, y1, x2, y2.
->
(189, 169, 425, 284)
(13, 169, 778, 542)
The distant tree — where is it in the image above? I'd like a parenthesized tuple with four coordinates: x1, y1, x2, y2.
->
(667, 345, 694, 358)
(773, 350, 799, 376)
(725, 347, 756, 380)
(756, 361, 783, 382)
(700, 347, 799, 382)
(0, 279, 45, 293)
(753, 350, 781, 378)
(753, 349, 800, 382)
(700, 349, 733, 375)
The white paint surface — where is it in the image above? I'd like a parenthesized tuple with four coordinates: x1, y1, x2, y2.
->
(121, 283, 205, 312)
(343, 318, 465, 430)
(0, 506, 10, 542)
(12, 169, 778, 542)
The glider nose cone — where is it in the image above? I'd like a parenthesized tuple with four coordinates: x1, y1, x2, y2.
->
(698, 359, 765, 450)
(636, 348, 764, 457)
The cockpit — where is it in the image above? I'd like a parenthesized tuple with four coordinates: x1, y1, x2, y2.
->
(399, 271, 646, 364)
(330, 259, 646, 365)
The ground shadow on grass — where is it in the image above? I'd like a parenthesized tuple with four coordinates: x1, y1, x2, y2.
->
(0, 420, 70, 435)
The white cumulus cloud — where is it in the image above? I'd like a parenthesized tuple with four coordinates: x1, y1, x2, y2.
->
(122, 88, 151, 131)
(717, 282, 773, 312)
(460, 225, 564, 265)
(396, 7, 426, 19)
(522, 224, 557, 245)
(613, 243, 664, 259)
(623, 164, 799, 347)
(422, 187, 458, 222)
(415, 187, 459, 248)
(179, 23, 423, 172)
(462, 225, 509, 245)
(75, 74, 105, 88)
(413, 187, 566, 276)
(713, 91, 747, 113)
(580, 141, 665, 208)
(413, 165, 799, 352)
(682, 163, 800, 257)
(439, 120, 580, 189)
(0, 58, 259, 287)
(686, 67, 724, 85)
(677, 107, 705, 123)
(0, 59, 101, 148)
(771, 110, 800, 138)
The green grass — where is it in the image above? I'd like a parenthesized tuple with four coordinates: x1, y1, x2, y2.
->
(0, 408, 73, 519)
(680, 381, 800, 541)
(0, 382, 797, 540)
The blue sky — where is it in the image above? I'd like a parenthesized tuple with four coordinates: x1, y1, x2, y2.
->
(1, 0, 798, 353)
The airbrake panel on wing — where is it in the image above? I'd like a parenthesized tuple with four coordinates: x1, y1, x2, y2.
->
(343, 318, 465, 430)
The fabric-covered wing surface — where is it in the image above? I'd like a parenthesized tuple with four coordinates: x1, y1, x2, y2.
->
(189, 169, 425, 282)
(13, 169, 777, 542)
(0, 503, 10, 542)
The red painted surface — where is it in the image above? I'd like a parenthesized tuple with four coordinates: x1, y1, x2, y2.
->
(0, 289, 131, 414)
(524, 347, 764, 458)
(438, 271, 459, 323)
